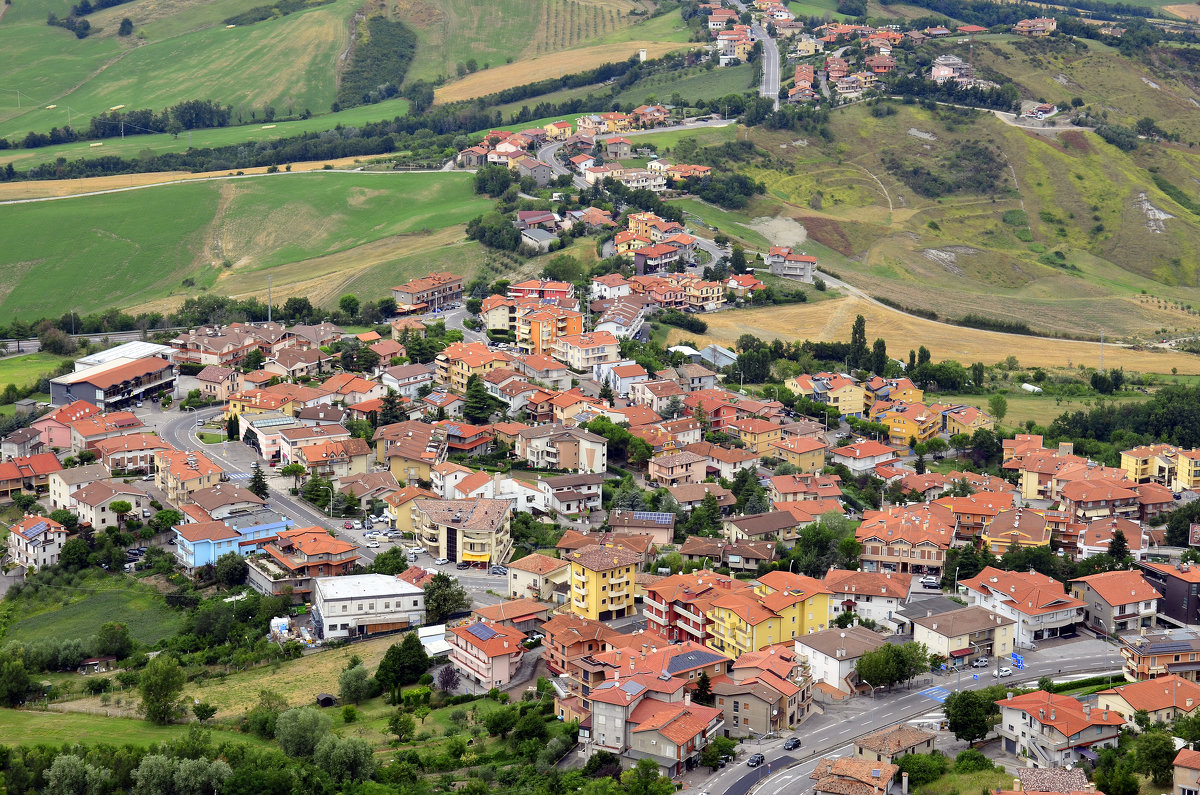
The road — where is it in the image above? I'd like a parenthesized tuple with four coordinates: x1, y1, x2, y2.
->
(755, 22, 781, 109)
(698, 638, 1121, 795)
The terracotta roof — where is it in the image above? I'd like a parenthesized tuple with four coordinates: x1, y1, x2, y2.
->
(473, 598, 550, 623)
(92, 433, 173, 456)
(155, 450, 222, 482)
(175, 520, 240, 543)
(70, 480, 147, 508)
(1070, 569, 1160, 607)
(71, 357, 173, 390)
(39, 400, 101, 425)
(823, 568, 913, 598)
(568, 543, 642, 571)
(190, 483, 265, 512)
(1100, 674, 1200, 714)
(450, 620, 527, 657)
(961, 567, 1086, 617)
(855, 724, 936, 755)
(997, 690, 1124, 736)
(831, 440, 897, 459)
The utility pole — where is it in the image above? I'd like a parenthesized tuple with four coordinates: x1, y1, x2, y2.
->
(1099, 330, 1104, 372)
(267, 276, 272, 324)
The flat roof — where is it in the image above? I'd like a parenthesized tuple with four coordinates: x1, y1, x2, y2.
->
(75, 341, 174, 370)
(314, 573, 425, 601)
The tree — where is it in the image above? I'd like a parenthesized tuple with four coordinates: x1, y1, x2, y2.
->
(138, 655, 185, 725)
(280, 462, 307, 488)
(1135, 730, 1175, 785)
(694, 671, 713, 705)
(276, 706, 332, 757)
(700, 735, 737, 770)
(621, 758, 675, 795)
(389, 710, 416, 743)
(463, 374, 495, 424)
(193, 702, 217, 723)
(870, 338, 888, 376)
(379, 390, 404, 426)
(413, 705, 431, 724)
(314, 735, 375, 784)
(243, 349, 265, 371)
(59, 536, 90, 571)
(226, 413, 239, 440)
(110, 500, 133, 529)
(971, 362, 985, 388)
(483, 707, 518, 738)
(248, 463, 269, 499)
(118, 16, 133, 35)
(895, 752, 949, 787)
(1108, 529, 1130, 563)
(376, 634, 429, 702)
(339, 664, 372, 704)
(95, 621, 133, 659)
(0, 657, 30, 707)
(987, 394, 1008, 422)
(425, 572, 470, 623)
(214, 552, 248, 587)
(943, 690, 994, 743)
(339, 294, 360, 317)
(512, 710, 550, 744)
(436, 664, 461, 692)
(850, 314, 868, 368)
(46, 755, 110, 795)
(371, 547, 409, 575)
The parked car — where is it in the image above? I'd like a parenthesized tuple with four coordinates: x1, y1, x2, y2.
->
(490, 566, 508, 576)
(456, 562, 471, 570)
(993, 667, 1013, 678)
(747, 754, 766, 768)
(343, 521, 354, 529)
(141, 474, 154, 481)
(919, 576, 940, 588)
(783, 737, 801, 751)
(142, 508, 151, 518)
(434, 557, 450, 565)
(366, 541, 380, 548)
(971, 657, 990, 668)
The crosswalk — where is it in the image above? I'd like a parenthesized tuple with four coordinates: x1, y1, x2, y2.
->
(918, 686, 951, 703)
(226, 473, 251, 480)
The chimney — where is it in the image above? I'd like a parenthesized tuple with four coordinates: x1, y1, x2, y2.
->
(1050, 709, 1055, 721)
(1083, 704, 1091, 718)
(902, 773, 909, 795)
(1038, 709, 1045, 720)
(1013, 780, 1022, 792)
(616, 650, 622, 660)
(684, 692, 691, 705)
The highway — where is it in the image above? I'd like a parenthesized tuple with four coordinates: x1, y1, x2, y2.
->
(697, 638, 1121, 795)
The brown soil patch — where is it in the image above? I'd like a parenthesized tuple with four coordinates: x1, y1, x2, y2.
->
(794, 215, 852, 256)
(434, 41, 694, 104)
(393, 0, 446, 30)
(0, 156, 370, 201)
(1058, 129, 1095, 155)
(1165, 3, 1200, 21)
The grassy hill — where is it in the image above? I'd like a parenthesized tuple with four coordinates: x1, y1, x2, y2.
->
(0, 171, 492, 320)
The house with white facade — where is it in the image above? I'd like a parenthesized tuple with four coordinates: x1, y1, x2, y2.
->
(959, 567, 1085, 649)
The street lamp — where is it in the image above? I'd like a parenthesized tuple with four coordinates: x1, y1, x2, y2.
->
(320, 485, 334, 519)
(862, 678, 882, 699)
(1098, 619, 1114, 684)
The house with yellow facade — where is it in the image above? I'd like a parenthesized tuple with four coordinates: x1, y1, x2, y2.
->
(875, 402, 940, 446)
(863, 376, 924, 405)
(1118, 444, 1200, 490)
(568, 543, 641, 621)
(726, 418, 782, 455)
(787, 373, 867, 418)
(435, 342, 516, 393)
(943, 405, 995, 436)
(517, 306, 584, 357)
(705, 571, 832, 657)
(771, 437, 827, 473)
(543, 120, 573, 140)
(1177, 450, 1200, 492)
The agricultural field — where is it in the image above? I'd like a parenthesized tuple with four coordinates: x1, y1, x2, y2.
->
(612, 64, 760, 106)
(0, 0, 357, 141)
(2, 576, 184, 648)
(666, 295, 1200, 373)
(0, 710, 269, 749)
(0, 171, 492, 320)
(941, 390, 1154, 428)
(0, 352, 73, 393)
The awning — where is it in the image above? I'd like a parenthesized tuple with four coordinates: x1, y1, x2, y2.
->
(461, 552, 490, 562)
(1075, 747, 1099, 761)
(949, 648, 972, 658)
(1168, 661, 1200, 672)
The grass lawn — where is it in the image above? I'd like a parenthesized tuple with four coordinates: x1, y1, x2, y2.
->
(914, 767, 1010, 795)
(0, 353, 74, 392)
(3, 575, 183, 648)
(0, 171, 491, 321)
(0, 709, 270, 749)
(0, 393, 52, 416)
(197, 432, 226, 444)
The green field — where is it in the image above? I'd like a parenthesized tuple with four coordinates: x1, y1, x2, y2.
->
(0, 97, 412, 172)
(3, 577, 183, 647)
(941, 390, 1154, 429)
(0, 710, 270, 749)
(0, 171, 492, 320)
(0, 0, 357, 141)
(614, 64, 760, 106)
(0, 353, 73, 392)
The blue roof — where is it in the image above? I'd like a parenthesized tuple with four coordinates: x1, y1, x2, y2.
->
(466, 623, 498, 642)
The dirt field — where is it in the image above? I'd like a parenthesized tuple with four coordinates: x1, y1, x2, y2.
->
(1164, 3, 1200, 20)
(0, 157, 373, 201)
(668, 296, 1200, 374)
(433, 41, 694, 104)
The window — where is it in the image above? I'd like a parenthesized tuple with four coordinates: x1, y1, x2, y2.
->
(342, 605, 348, 613)
(413, 600, 419, 607)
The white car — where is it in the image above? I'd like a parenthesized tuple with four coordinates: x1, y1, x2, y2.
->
(993, 667, 1013, 678)
(366, 541, 380, 548)
(434, 557, 450, 565)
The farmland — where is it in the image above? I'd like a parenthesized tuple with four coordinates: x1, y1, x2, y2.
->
(941, 390, 1154, 429)
(0, 171, 492, 320)
(2, 576, 184, 648)
(0, 710, 269, 749)
(666, 295, 1200, 373)
(0, 352, 74, 393)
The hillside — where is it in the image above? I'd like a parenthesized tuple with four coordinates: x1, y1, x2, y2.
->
(0, 171, 492, 319)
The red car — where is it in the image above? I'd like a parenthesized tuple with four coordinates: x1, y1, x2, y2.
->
(343, 521, 354, 529)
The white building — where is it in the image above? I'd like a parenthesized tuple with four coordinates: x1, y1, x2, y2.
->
(7, 514, 69, 572)
(959, 567, 1085, 650)
(823, 569, 915, 634)
(312, 574, 427, 640)
(995, 691, 1123, 767)
(794, 626, 888, 695)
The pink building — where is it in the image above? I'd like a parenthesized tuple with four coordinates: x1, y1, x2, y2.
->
(449, 620, 527, 689)
(32, 400, 101, 449)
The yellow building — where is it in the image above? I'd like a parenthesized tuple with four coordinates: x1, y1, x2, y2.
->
(705, 571, 832, 657)
(224, 390, 297, 420)
(771, 437, 827, 473)
(1177, 451, 1200, 492)
(683, 279, 726, 312)
(793, 37, 820, 56)
(435, 341, 514, 393)
(943, 406, 995, 437)
(543, 120, 573, 140)
(568, 544, 640, 621)
(627, 212, 663, 239)
(876, 403, 940, 446)
(381, 485, 436, 537)
(727, 418, 782, 455)
(979, 508, 1050, 555)
(1118, 443, 1195, 486)
(517, 307, 584, 357)
(373, 422, 445, 483)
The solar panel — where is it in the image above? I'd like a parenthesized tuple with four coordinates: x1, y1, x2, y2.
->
(620, 681, 646, 696)
(466, 623, 498, 642)
(25, 521, 47, 541)
(631, 511, 673, 525)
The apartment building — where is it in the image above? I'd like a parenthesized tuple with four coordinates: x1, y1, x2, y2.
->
(568, 543, 640, 621)
(960, 567, 1085, 648)
(411, 498, 512, 566)
(995, 690, 1122, 767)
(391, 271, 463, 311)
(1070, 569, 1160, 634)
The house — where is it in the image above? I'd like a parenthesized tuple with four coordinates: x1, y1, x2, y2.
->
(511, 156, 554, 186)
(706, 571, 832, 657)
(930, 54, 971, 84)
(291, 321, 343, 349)
(667, 482, 736, 514)
(855, 725, 936, 764)
(263, 348, 331, 380)
(246, 526, 360, 600)
(725, 418, 781, 455)
(629, 379, 686, 415)
(772, 437, 828, 473)
(391, 272, 464, 312)
(685, 441, 759, 481)
(1176, 749, 1200, 795)
(1070, 569, 1159, 634)
(71, 481, 150, 531)
(644, 570, 753, 644)
(594, 360, 650, 398)
(912, 606, 1016, 667)
(604, 137, 633, 159)
(312, 574, 426, 640)
(515, 424, 607, 473)
(32, 400, 102, 449)
(591, 273, 632, 301)
(960, 567, 1085, 649)
(91, 433, 173, 474)
(830, 440, 899, 475)
(608, 510, 676, 546)
(6, 514, 68, 572)
(155, 449, 223, 505)
(865, 54, 896, 73)
(196, 366, 243, 401)
(544, 119, 573, 139)
(1138, 562, 1200, 628)
(1119, 627, 1200, 682)
(46, 462, 109, 511)
(567, 543, 641, 621)
(995, 690, 1123, 767)
(67, 411, 145, 453)
(539, 472, 604, 516)
(171, 509, 292, 573)
(450, 620, 528, 689)
(795, 625, 888, 695)
(981, 508, 1051, 554)
(823, 569, 914, 633)
(506, 553, 571, 602)
(521, 228, 557, 253)
(811, 757, 897, 795)
(190, 483, 267, 520)
(472, 598, 550, 633)
(1097, 675, 1200, 727)
(293, 438, 373, 479)
(678, 538, 775, 573)
(647, 450, 708, 487)
(1014, 16, 1056, 35)
(50, 356, 176, 410)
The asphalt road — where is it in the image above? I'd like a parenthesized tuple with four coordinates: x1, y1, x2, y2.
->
(755, 22, 781, 109)
(699, 638, 1121, 795)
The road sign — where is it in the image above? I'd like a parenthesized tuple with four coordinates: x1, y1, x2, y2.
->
(940, 664, 947, 671)
(972, 674, 979, 680)
(1011, 653, 1024, 667)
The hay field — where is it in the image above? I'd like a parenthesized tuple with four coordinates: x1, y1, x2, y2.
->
(668, 296, 1200, 373)
(1163, 3, 1200, 18)
(433, 40, 696, 104)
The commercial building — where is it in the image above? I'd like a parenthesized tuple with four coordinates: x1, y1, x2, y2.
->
(50, 356, 176, 409)
(312, 574, 427, 639)
(391, 272, 463, 311)
(911, 606, 1016, 667)
(411, 498, 512, 565)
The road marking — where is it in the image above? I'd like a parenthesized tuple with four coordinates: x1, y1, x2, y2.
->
(919, 686, 950, 703)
